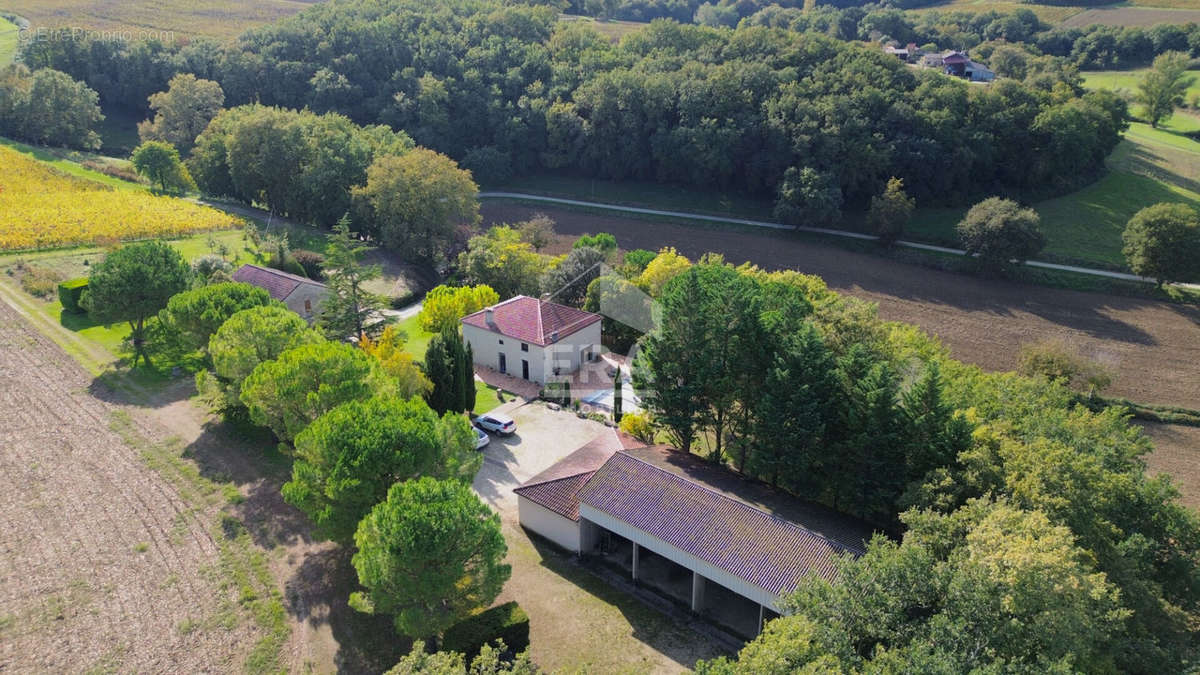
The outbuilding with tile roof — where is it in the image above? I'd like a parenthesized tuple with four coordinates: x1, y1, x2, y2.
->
(461, 295, 602, 384)
(514, 441, 877, 634)
(232, 264, 327, 322)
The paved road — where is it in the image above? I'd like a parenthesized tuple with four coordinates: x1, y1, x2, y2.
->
(478, 192, 1199, 290)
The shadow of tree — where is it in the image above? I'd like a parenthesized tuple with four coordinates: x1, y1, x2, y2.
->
(285, 546, 413, 673)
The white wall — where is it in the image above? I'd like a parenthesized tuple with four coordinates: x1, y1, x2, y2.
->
(463, 320, 601, 385)
(543, 321, 601, 380)
(518, 496, 581, 552)
(579, 503, 781, 611)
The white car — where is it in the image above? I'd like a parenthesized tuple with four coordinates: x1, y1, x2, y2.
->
(473, 425, 490, 450)
(474, 412, 516, 436)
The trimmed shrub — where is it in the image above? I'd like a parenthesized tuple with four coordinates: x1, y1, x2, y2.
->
(292, 249, 326, 280)
(58, 277, 89, 312)
(441, 601, 529, 660)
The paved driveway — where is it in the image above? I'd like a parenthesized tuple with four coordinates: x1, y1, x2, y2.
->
(473, 401, 608, 517)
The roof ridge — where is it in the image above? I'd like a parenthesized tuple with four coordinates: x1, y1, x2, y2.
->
(536, 297, 544, 342)
(239, 263, 323, 286)
(613, 451, 862, 554)
(515, 469, 597, 492)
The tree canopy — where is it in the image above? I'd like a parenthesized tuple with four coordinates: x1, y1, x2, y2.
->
(1135, 50, 1196, 128)
(1122, 202, 1200, 286)
(87, 240, 191, 367)
(418, 285, 500, 334)
(159, 282, 275, 353)
(138, 73, 225, 153)
(283, 395, 480, 542)
(240, 341, 393, 442)
(350, 477, 511, 639)
(0, 65, 103, 150)
(131, 141, 196, 193)
(956, 197, 1046, 273)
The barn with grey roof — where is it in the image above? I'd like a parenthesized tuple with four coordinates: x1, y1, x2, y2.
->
(515, 442, 876, 635)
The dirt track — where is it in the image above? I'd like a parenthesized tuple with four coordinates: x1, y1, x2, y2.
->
(0, 299, 259, 671)
(483, 203, 1200, 409)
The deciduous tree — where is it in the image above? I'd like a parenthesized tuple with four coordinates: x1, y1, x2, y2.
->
(137, 73, 225, 153)
(359, 326, 434, 399)
(1135, 51, 1196, 128)
(956, 197, 1045, 274)
(457, 226, 548, 298)
(132, 141, 196, 193)
(1122, 202, 1200, 286)
(350, 477, 511, 640)
(418, 285, 500, 334)
(87, 240, 190, 367)
(868, 177, 915, 246)
(353, 148, 480, 261)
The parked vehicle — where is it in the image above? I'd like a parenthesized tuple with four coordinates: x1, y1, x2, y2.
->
(474, 413, 516, 435)
(473, 424, 490, 450)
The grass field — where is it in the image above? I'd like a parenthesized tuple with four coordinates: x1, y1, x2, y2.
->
(559, 14, 647, 41)
(1082, 69, 1200, 102)
(1061, 5, 1200, 27)
(0, 0, 318, 41)
(908, 0, 1088, 23)
(0, 16, 18, 65)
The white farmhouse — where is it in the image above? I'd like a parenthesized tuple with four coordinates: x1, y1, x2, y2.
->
(461, 295, 602, 384)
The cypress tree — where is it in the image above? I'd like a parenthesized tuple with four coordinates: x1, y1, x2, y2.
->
(613, 365, 623, 423)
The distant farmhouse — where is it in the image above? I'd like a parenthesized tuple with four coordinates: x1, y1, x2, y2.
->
(232, 264, 327, 322)
(915, 49, 995, 82)
(462, 295, 601, 384)
(515, 432, 875, 637)
(884, 42, 922, 64)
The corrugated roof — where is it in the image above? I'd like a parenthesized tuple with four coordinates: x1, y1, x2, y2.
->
(461, 295, 601, 347)
(232, 264, 323, 302)
(577, 449, 871, 595)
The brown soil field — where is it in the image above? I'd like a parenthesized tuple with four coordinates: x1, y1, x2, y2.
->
(1061, 6, 1200, 27)
(0, 299, 260, 671)
(1139, 422, 1200, 510)
(482, 202, 1200, 410)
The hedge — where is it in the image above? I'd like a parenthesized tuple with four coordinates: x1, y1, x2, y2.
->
(441, 601, 529, 659)
(58, 277, 89, 314)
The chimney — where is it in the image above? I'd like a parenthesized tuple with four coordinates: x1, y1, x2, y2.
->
(485, 308, 494, 326)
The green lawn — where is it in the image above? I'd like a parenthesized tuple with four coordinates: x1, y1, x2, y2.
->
(0, 17, 17, 65)
(1125, 120, 1200, 151)
(1083, 69, 1200, 101)
(395, 313, 435, 362)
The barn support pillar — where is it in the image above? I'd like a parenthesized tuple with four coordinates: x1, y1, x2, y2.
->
(631, 542, 640, 582)
(691, 571, 707, 612)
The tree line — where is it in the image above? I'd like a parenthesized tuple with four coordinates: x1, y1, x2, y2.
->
(620, 254, 1200, 672)
(23, 0, 1126, 216)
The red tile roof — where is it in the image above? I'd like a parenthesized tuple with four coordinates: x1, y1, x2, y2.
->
(232, 264, 323, 301)
(514, 430, 622, 521)
(461, 295, 601, 347)
(577, 448, 873, 595)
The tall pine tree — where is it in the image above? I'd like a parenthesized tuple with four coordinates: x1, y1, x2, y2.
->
(319, 215, 390, 340)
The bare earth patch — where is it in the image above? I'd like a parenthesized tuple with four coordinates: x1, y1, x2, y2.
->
(0, 299, 260, 671)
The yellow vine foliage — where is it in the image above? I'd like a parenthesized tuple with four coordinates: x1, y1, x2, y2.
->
(0, 146, 241, 251)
